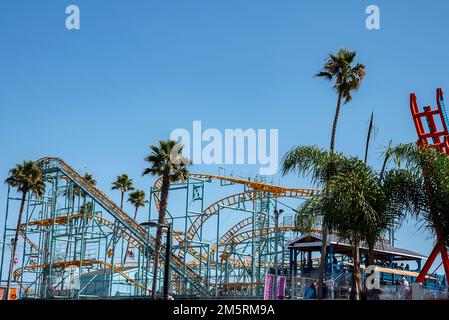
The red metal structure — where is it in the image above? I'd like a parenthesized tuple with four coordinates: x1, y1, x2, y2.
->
(409, 88, 449, 283)
(410, 88, 449, 153)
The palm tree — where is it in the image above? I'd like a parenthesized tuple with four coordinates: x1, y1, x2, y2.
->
(123, 190, 146, 264)
(316, 48, 366, 154)
(305, 48, 365, 298)
(83, 173, 97, 187)
(63, 180, 83, 259)
(63, 182, 83, 215)
(4, 161, 46, 300)
(143, 140, 190, 299)
(70, 173, 96, 260)
(391, 143, 449, 282)
(111, 174, 134, 210)
(323, 157, 413, 299)
(325, 159, 379, 300)
(80, 201, 94, 215)
(282, 146, 360, 298)
(128, 190, 146, 220)
(287, 148, 412, 299)
(363, 145, 414, 268)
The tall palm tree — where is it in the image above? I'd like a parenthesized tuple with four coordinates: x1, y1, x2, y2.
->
(123, 190, 146, 264)
(310, 48, 365, 298)
(316, 48, 366, 154)
(111, 174, 134, 210)
(4, 161, 46, 300)
(70, 173, 96, 260)
(391, 143, 449, 282)
(143, 140, 190, 299)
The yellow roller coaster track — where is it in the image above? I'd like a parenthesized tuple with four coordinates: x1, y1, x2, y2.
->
(220, 226, 322, 261)
(21, 214, 86, 227)
(179, 189, 318, 259)
(154, 188, 316, 266)
(18, 212, 206, 286)
(151, 174, 319, 267)
(36, 157, 148, 237)
(185, 189, 316, 241)
(20, 157, 321, 292)
(153, 173, 314, 194)
(33, 158, 206, 288)
(13, 259, 150, 295)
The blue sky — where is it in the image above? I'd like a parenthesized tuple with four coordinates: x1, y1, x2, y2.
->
(0, 1, 448, 272)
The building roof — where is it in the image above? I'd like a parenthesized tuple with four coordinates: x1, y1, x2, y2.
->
(287, 233, 427, 260)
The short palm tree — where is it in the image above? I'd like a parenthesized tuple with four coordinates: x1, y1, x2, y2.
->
(4, 161, 46, 300)
(83, 173, 97, 187)
(143, 140, 190, 299)
(392, 143, 449, 282)
(70, 173, 96, 260)
(282, 146, 359, 298)
(63, 183, 83, 214)
(324, 158, 380, 300)
(290, 153, 375, 299)
(123, 190, 146, 264)
(112, 174, 134, 211)
(323, 157, 412, 299)
(128, 190, 146, 220)
(287, 147, 411, 299)
(62, 172, 95, 218)
(80, 201, 94, 215)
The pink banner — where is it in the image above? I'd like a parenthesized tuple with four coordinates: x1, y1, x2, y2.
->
(277, 276, 286, 300)
(264, 274, 274, 300)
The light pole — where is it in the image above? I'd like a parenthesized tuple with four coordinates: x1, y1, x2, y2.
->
(140, 222, 171, 300)
(272, 209, 283, 300)
(1, 241, 13, 300)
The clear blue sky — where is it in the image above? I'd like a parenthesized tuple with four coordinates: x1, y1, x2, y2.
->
(0, 1, 448, 271)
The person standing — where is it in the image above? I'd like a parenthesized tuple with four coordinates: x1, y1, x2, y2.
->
(326, 276, 335, 299)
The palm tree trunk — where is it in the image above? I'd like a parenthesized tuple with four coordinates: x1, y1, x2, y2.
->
(65, 193, 76, 260)
(120, 192, 124, 212)
(316, 90, 344, 299)
(367, 242, 375, 267)
(4, 192, 27, 300)
(351, 237, 362, 300)
(330, 90, 343, 154)
(115, 192, 125, 265)
(364, 241, 376, 299)
(123, 207, 139, 265)
(316, 220, 328, 299)
(151, 169, 170, 299)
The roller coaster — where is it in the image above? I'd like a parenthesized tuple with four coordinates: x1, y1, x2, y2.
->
(0, 157, 318, 299)
(2, 90, 448, 300)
